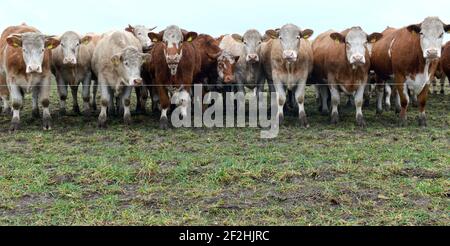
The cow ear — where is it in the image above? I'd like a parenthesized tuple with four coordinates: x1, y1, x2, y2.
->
(330, 32, 345, 43)
(184, 32, 198, 42)
(301, 29, 314, 39)
(368, 32, 383, 43)
(6, 34, 22, 48)
(125, 24, 134, 33)
(148, 32, 162, 43)
(81, 35, 92, 45)
(445, 24, 450, 33)
(111, 54, 122, 66)
(45, 36, 60, 50)
(232, 34, 243, 42)
(407, 24, 421, 34)
(265, 30, 279, 39)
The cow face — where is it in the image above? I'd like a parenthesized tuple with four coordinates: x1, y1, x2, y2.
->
(217, 51, 239, 83)
(266, 24, 313, 63)
(111, 47, 150, 86)
(330, 27, 382, 68)
(204, 38, 222, 62)
(232, 29, 262, 63)
(59, 31, 92, 65)
(126, 24, 157, 51)
(407, 17, 450, 59)
(7, 32, 60, 73)
(149, 25, 197, 76)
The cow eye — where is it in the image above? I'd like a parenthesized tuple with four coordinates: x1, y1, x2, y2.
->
(420, 32, 424, 36)
(439, 33, 444, 38)
(279, 37, 282, 40)
(60, 43, 64, 47)
(41, 48, 45, 52)
(124, 62, 129, 66)
(296, 36, 300, 40)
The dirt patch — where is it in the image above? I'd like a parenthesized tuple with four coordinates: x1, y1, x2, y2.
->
(394, 168, 443, 179)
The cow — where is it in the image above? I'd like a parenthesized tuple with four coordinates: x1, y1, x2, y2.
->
(0, 24, 60, 131)
(147, 25, 198, 129)
(219, 30, 265, 104)
(312, 27, 382, 127)
(52, 31, 95, 117)
(260, 24, 314, 127)
(377, 17, 449, 126)
(125, 24, 157, 114)
(370, 27, 397, 114)
(91, 30, 149, 127)
(433, 42, 450, 94)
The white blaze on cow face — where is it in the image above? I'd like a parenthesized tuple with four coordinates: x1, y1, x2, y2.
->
(59, 31, 92, 65)
(275, 24, 313, 63)
(232, 30, 262, 63)
(344, 27, 368, 67)
(6, 32, 60, 73)
(111, 47, 149, 86)
(408, 17, 450, 60)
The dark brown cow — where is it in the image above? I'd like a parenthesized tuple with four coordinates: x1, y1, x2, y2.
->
(438, 41, 450, 93)
(147, 25, 199, 129)
(192, 34, 222, 91)
(312, 27, 382, 127)
(386, 17, 449, 126)
(0, 24, 60, 131)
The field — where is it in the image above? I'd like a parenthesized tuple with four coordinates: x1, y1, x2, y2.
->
(0, 84, 449, 226)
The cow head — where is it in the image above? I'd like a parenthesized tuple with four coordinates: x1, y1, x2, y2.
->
(126, 24, 157, 51)
(407, 17, 450, 60)
(232, 29, 262, 64)
(330, 27, 382, 68)
(58, 31, 92, 65)
(203, 36, 222, 62)
(7, 32, 60, 73)
(266, 24, 313, 63)
(110, 47, 150, 86)
(149, 25, 197, 76)
(217, 51, 239, 83)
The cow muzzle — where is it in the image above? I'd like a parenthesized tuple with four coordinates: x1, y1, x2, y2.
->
(63, 57, 77, 65)
(224, 75, 235, 83)
(246, 54, 259, 63)
(129, 78, 143, 86)
(282, 50, 298, 63)
(26, 64, 42, 74)
(350, 54, 366, 66)
(165, 50, 182, 76)
(424, 48, 439, 59)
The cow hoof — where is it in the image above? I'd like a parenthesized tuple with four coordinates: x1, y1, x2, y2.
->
(278, 114, 284, 126)
(418, 117, 427, 128)
(385, 104, 391, 111)
(59, 108, 66, 116)
(376, 108, 383, 115)
(98, 116, 107, 129)
(160, 117, 169, 130)
(124, 114, 132, 125)
(32, 109, 40, 119)
(398, 118, 408, 127)
(42, 119, 52, 131)
(299, 112, 309, 128)
(356, 115, 366, 128)
(331, 112, 339, 125)
(9, 118, 20, 132)
(73, 105, 81, 115)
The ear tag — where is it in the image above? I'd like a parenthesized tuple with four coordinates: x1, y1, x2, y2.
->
(412, 31, 416, 36)
(13, 43, 18, 47)
(447, 30, 450, 34)
(187, 36, 193, 42)
(335, 39, 340, 44)
(371, 39, 377, 43)
(303, 35, 310, 39)
(83, 40, 89, 45)
(47, 44, 53, 49)
(152, 38, 158, 42)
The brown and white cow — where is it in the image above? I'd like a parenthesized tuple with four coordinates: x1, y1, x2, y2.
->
(92, 30, 149, 127)
(312, 27, 382, 127)
(435, 41, 450, 94)
(147, 25, 199, 129)
(52, 31, 95, 116)
(374, 17, 449, 126)
(0, 24, 60, 131)
(261, 24, 314, 127)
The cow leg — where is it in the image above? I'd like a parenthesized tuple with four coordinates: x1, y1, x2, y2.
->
(135, 86, 143, 114)
(151, 87, 160, 114)
(295, 80, 308, 128)
(376, 83, 384, 115)
(410, 89, 418, 108)
(140, 86, 149, 114)
(329, 84, 340, 124)
(56, 74, 68, 116)
(91, 80, 98, 111)
(107, 87, 115, 117)
(81, 72, 92, 117)
(273, 82, 286, 126)
(1, 95, 10, 115)
(98, 82, 110, 128)
(385, 84, 392, 111)
(70, 85, 80, 115)
(431, 78, 437, 94)
(394, 88, 401, 114)
(158, 86, 170, 129)
(363, 86, 370, 108)
(121, 86, 133, 125)
(395, 76, 409, 126)
(417, 84, 429, 127)
(31, 86, 40, 119)
(318, 85, 329, 115)
(9, 83, 22, 132)
(440, 76, 446, 94)
(39, 79, 52, 131)
(0, 76, 10, 115)
(355, 84, 367, 128)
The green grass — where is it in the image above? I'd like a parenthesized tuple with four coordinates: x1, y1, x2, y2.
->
(0, 84, 449, 225)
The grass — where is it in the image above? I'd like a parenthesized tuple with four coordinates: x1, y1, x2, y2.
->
(0, 84, 449, 226)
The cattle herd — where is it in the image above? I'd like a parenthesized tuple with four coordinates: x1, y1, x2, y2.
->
(0, 16, 449, 131)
